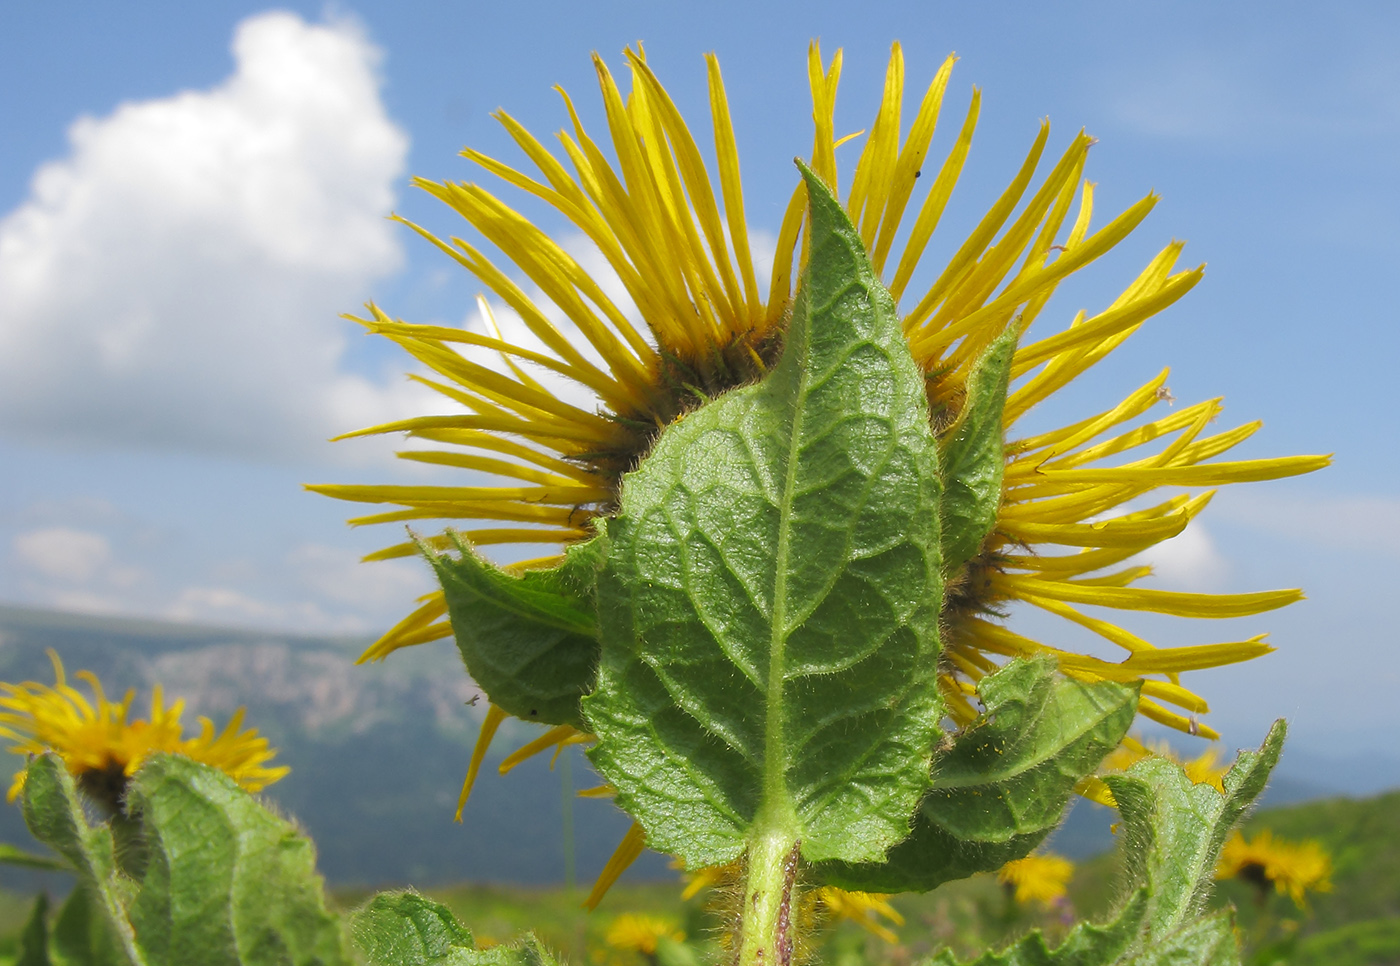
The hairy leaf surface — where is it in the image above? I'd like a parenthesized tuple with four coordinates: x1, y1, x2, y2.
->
(430, 533, 604, 728)
(821, 657, 1136, 891)
(124, 754, 352, 966)
(21, 754, 144, 966)
(584, 165, 945, 868)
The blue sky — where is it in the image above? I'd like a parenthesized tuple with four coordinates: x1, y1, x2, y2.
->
(1, 2, 1397, 783)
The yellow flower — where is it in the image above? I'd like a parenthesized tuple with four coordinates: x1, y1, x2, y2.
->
(604, 913, 684, 956)
(1217, 829, 1333, 909)
(999, 853, 1075, 906)
(309, 42, 1326, 894)
(0, 650, 288, 811)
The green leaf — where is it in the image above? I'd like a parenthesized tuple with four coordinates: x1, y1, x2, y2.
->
(1124, 909, 1240, 966)
(924, 889, 1148, 966)
(1105, 719, 1285, 939)
(349, 894, 559, 966)
(0, 842, 71, 872)
(50, 884, 131, 966)
(124, 753, 352, 966)
(350, 892, 474, 965)
(16, 894, 51, 966)
(429, 532, 604, 729)
(21, 754, 144, 966)
(583, 163, 945, 868)
(938, 325, 1017, 578)
(821, 656, 1137, 892)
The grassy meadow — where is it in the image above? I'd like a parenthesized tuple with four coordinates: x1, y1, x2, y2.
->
(3, 788, 1396, 966)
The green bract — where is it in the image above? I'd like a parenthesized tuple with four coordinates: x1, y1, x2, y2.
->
(430, 533, 606, 729)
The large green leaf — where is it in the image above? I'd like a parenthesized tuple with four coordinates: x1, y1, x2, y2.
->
(21, 754, 144, 966)
(350, 892, 559, 966)
(428, 533, 605, 729)
(1105, 719, 1285, 940)
(124, 754, 352, 966)
(938, 325, 1016, 578)
(583, 164, 945, 868)
(821, 657, 1137, 892)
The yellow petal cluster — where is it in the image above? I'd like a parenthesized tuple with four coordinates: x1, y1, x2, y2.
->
(1217, 829, 1333, 908)
(998, 853, 1075, 906)
(311, 42, 1324, 746)
(0, 650, 287, 808)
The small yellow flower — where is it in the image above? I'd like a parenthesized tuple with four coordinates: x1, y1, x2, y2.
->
(1217, 829, 1332, 909)
(0, 650, 288, 811)
(604, 913, 684, 956)
(998, 853, 1075, 906)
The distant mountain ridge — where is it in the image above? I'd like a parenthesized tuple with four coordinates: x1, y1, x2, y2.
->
(0, 604, 668, 889)
(0, 604, 1386, 886)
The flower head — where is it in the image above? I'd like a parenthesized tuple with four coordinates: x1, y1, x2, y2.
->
(1217, 829, 1332, 908)
(313, 42, 1323, 738)
(0, 650, 288, 812)
(310, 42, 1327, 897)
(998, 853, 1075, 906)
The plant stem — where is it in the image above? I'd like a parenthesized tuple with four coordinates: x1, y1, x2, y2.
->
(735, 829, 801, 966)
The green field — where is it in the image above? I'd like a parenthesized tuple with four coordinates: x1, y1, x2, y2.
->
(2, 789, 1396, 965)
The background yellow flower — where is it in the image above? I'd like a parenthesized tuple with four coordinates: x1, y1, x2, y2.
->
(0, 650, 287, 812)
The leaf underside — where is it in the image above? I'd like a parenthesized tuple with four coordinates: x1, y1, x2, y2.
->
(584, 165, 946, 868)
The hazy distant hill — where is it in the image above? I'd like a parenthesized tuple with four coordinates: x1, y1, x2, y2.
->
(0, 604, 669, 889)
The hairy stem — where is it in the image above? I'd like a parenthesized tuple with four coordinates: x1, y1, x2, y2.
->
(735, 831, 801, 966)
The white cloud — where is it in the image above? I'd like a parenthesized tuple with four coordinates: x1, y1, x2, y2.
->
(1134, 521, 1230, 592)
(287, 542, 428, 608)
(1217, 492, 1400, 559)
(0, 11, 429, 460)
(12, 526, 113, 582)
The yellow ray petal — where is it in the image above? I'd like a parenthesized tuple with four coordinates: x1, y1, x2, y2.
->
(498, 725, 580, 774)
(584, 821, 647, 910)
(455, 704, 508, 821)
